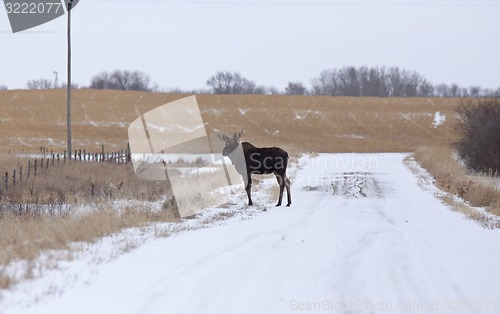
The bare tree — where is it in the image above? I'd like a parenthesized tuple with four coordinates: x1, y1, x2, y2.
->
(495, 88, 500, 98)
(206, 71, 257, 94)
(417, 79, 434, 97)
(0, 84, 7, 90)
(341, 66, 361, 96)
(26, 78, 54, 89)
(267, 86, 281, 95)
(60, 82, 80, 89)
(90, 70, 155, 91)
(435, 84, 450, 97)
(285, 82, 307, 95)
(310, 69, 339, 96)
(358, 66, 389, 96)
(450, 84, 459, 97)
(469, 86, 481, 98)
(387, 67, 406, 96)
(90, 72, 111, 89)
(254, 85, 270, 95)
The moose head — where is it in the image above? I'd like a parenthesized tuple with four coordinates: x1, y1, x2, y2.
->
(217, 131, 243, 157)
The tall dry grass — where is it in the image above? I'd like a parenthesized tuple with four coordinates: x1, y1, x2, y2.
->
(0, 207, 179, 289)
(1, 159, 166, 209)
(414, 146, 500, 217)
(0, 159, 181, 289)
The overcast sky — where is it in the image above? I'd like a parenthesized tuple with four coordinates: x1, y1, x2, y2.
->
(1, 0, 500, 91)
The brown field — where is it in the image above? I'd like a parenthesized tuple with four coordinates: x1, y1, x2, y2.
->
(0, 89, 460, 154)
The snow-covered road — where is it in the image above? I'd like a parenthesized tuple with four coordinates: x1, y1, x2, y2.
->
(3, 154, 500, 314)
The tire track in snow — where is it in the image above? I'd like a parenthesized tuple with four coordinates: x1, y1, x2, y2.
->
(311, 154, 495, 314)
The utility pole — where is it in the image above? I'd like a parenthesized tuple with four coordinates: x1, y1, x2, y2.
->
(67, 0, 73, 160)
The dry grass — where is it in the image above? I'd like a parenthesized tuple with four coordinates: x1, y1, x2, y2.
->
(414, 146, 500, 216)
(0, 207, 179, 289)
(1, 159, 167, 208)
(0, 159, 181, 289)
(439, 195, 500, 229)
(0, 207, 174, 264)
(0, 89, 459, 154)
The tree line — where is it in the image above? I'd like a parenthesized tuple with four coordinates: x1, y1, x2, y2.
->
(10, 66, 500, 98)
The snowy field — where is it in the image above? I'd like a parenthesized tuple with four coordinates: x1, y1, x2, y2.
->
(2, 154, 500, 314)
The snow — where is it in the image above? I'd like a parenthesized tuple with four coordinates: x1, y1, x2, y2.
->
(432, 111, 446, 128)
(336, 134, 365, 139)
(294, 109, 320, 120)
(131, 153, 218, 164)
(238, 108, 250, 115)
(2, 154, 500, 314)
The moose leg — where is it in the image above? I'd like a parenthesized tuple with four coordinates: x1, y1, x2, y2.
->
(245, 174, 253, 206)
(275, 173, 285, 206)
(285, 176, 291, 206)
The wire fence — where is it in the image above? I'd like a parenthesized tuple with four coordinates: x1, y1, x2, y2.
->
(1, 144, 131, 193)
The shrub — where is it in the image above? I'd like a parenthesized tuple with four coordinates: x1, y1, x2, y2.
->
(455, 99, 500, 174)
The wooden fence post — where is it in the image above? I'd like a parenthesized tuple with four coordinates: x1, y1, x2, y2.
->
(12, 169, 16, 187)
(20, 165, 23, 182)
(34, 159, 37, 176)
(28, 160, 31, 178)
(127, 142, 131, 162)
(5, 172, 8, 192)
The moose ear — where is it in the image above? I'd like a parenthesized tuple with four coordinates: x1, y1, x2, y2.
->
(236, 130, 243, 140)
(233, 131, 243, 142)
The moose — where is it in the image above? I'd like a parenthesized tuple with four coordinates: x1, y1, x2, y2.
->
(217, 131, 291, 207)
